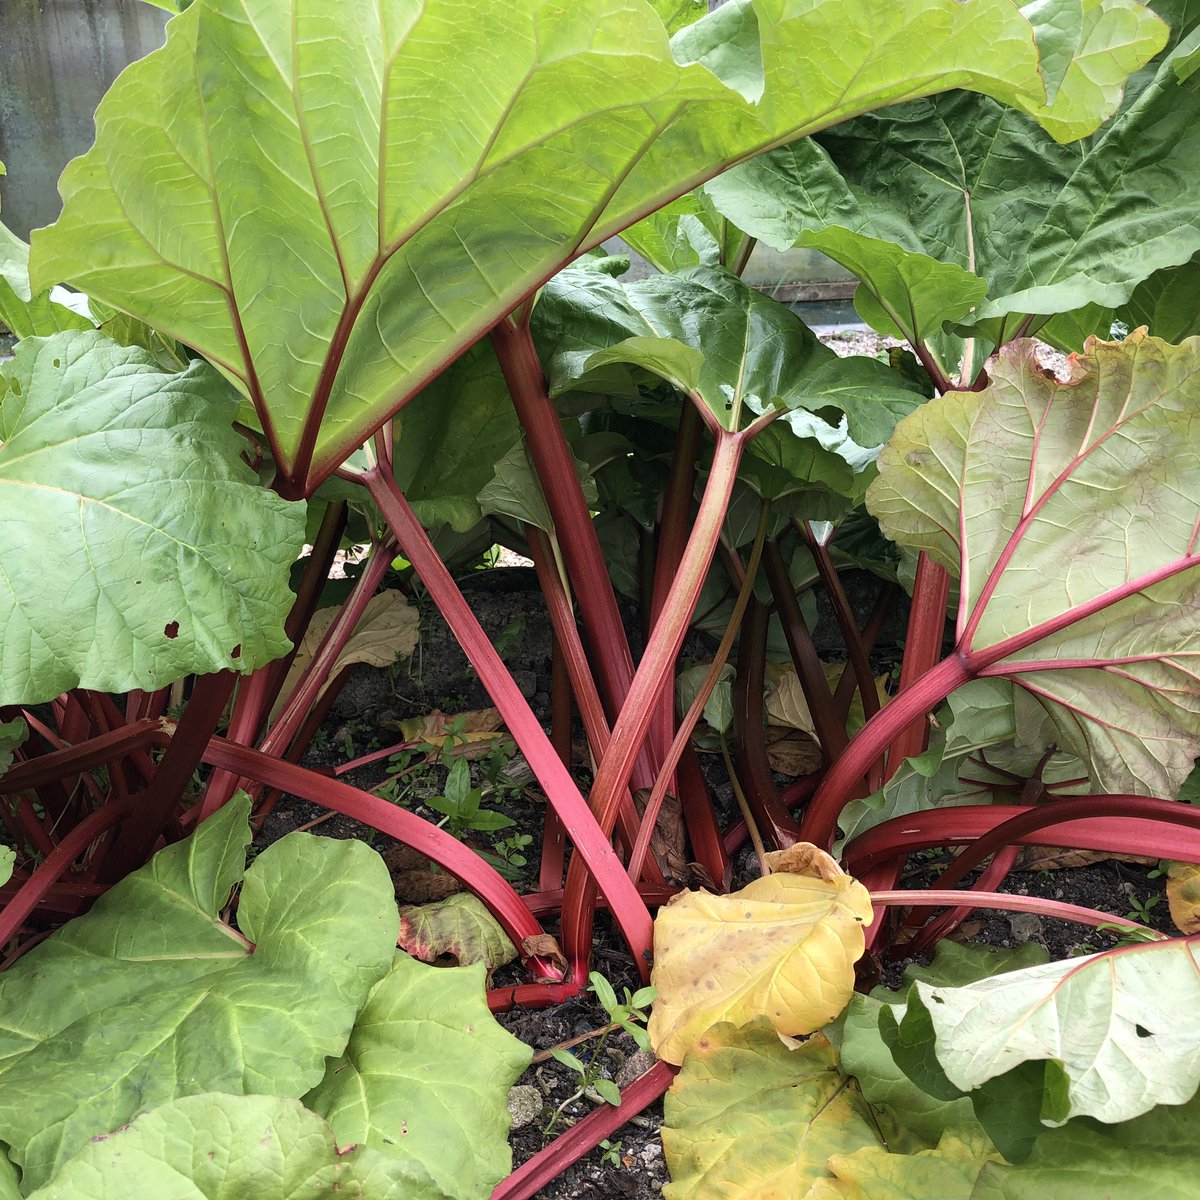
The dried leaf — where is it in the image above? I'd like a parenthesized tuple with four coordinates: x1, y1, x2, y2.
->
(764, 842, 846, 883)
(1014, 847, 1154, 871)
(764, 726, 823, 776)
(648, 852, 872, 1064)
(520, 934, 568, 974)
(1167, 861, 1200, 934)
(397, 893, 517, 973)
(387, 707, 506, 760)
(634, 790, 691, 884)
(271, 590, 418, 721)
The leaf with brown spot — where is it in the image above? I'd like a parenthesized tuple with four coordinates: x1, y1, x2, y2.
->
(1167, 861, 1200, 934)
(648, 853, 872, 1064)
(397, 893, 517, 974)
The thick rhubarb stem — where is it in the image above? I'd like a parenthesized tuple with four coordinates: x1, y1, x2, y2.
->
(801, 652, 972, 849)
(884, 553, 951, 774)
(363, 467, 653, 973)
(560, 430, 745, 971)
(490, 319, 642, 747)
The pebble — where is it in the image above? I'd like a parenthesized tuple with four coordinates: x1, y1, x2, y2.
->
(507, 1085, 544, 1130)
(1008, 912, 1043, 943)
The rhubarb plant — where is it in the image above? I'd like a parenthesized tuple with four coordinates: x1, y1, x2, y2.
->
(2, 0, 1198, 1195)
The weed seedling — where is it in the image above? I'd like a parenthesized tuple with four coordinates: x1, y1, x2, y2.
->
(426, 757, 515, 841)
(598, 1139, 624, 1167)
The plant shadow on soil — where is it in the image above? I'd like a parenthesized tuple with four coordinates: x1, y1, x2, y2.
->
(259, 564, 1173, 1199)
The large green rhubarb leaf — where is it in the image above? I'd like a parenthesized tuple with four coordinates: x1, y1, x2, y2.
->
(706, 16, 1190, 377)
(306, 953, 531, 1199)
(0, 797, 398, 1191)
(867, 333, 1200, 799)
(884, 936, 1200, 1128)
(535, 261, 922, 505)
(970, 1091, 1200, 1199)
(23, 1094, 449, 1200)
(662, 1022, 880, 1198)
(30, 0, 1151, 492)
(0, 331, 305, 705)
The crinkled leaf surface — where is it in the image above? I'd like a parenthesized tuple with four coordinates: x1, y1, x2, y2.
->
(662, 1023, 879, 1199)
(397, 893, 518, 972)
(539, 261, 922, 442)
(970, 1090, 1200, 1200)
(305, 953, 531, 1199)
(270, 589, 419, 721)
(0, 331, 305, 705)
(1166, 860, 1200, 933)
(868, 334, 1200, 799)
(805, 1125, 1001, 1200)
(891, 935, 1200, 1126)
(0, 797, 399, 1190)
(707, 16, 1185, 374)
(31, 0, 1133, 491)
(648, 844, 872, 1064)
(0, 222, 92, 340)
(23, 1094, 449, 1200)
(391, 342, 521, 534)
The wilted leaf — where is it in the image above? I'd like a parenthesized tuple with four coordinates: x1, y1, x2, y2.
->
(388, 708, 506, 760)
(397, 893, 518, 973)
(805, 1125, 1000, 1200)
(885, 936, 1200, 1127)
(23, 1094, 449, 1200)
(0, 797, 398, 1190)
(306, 953, 531, 1199)
(662, 1023, 879, 1199)
(869, 334, 1200, 799)
(0, 332, 305, 705)
(271, 589, 419, 721)
(1166, 861, 1200, 934)
(648, 846, 872, 1064)
(764, 726, 823, 776)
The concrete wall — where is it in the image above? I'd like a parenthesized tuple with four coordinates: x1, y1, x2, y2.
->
(0, 0, 169, 239)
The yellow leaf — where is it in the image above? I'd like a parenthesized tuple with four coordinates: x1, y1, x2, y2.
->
(270, 589, 418, 721)
(804, 1126, 1000, 1200)
(663, 1023, 880, 1200)
(391, 707, 506, 760)
(1167, 861, 1200, 934)
(648, 845, 873, 1064)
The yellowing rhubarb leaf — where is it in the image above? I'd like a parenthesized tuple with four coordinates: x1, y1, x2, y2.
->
(662, 1023, 879, 1200)
(1166, 861, 1200, 935)
(804, 1126, 1001, 1200)
(271, 590, 418, 721)
(648, 845, 872, 1064)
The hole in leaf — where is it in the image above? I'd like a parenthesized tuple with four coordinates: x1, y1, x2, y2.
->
(164, 621, 180, 640)
(1135, 1023, 1153, 1038)
(932, 995, 946, 1004)
(230, 644, 241, 659)
(52, 359, 60, 368)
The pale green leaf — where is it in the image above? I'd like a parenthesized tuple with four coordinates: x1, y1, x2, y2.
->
(305, 953, 531, 1199)
(0, 331, 306, 705)
(31, 0, 1137, 492)
(23, 1094, 449, 1200)
(0, 797, 399, 1190)
(868, 333, 1200, 799)
(897, 936, 1200, 1126)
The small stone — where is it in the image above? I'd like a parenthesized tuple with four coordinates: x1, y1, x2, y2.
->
(640, 1142, 663, 1166)
(506, 1085, 543, 1130)
(1008, 912, 1043, 943)
(615, 1049, 657, 1089)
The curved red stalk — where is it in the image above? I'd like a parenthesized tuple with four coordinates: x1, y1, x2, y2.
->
(490, 1062, 677, 1200)
(844, 799, 1200, 876)
(560, 430, 745, 976)
(199, 737, 562, 979)
(870, 888, 1163, 937)
(363, 466, 653, 976)
(903, 845, 1019, 953)
(802, 653, 972, 849)
(0, 796, 138, 947)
